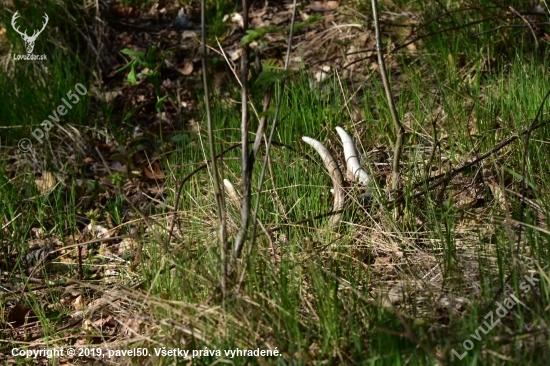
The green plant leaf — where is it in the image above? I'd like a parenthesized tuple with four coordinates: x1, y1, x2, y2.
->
(170, 133, 189, 143)
(292, 14, 322, 33)
(242, 29, 262, 45)
(242, 26, 279, 45)
(121, 48, 144, 60)
(126, 64, 138, 85)
(257, 104, 276, 118)
(503, 167, 539, 192)
(255, 70, 290, 88)
(116, 60, 135, 73)
(155, 95, 168, 112)
(145, 46, 158, 66)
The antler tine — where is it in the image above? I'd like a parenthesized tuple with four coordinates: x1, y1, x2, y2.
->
(302, 136, 345, 228)
(11, 11, 27, 37)
(223, 179, 240, 208)
(39, 13, 49, 33)
(335, 127, 370, 186)
(30, 13, 48, 39)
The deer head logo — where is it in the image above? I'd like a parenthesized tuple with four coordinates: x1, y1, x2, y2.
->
(11, 11, 49, 54)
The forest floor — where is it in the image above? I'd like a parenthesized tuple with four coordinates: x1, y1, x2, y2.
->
(1, 0, 550, 364)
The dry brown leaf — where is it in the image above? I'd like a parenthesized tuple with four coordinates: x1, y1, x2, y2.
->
(306, 3, 325, 12)
(108, 161, 126, 173)
(35, 171, 56, 194)
(72, 295, 86, 310)
(177, 60, 194, 75)
(142, 160, 165, 180)
(182, 30, 197, 39)
(119, 237, 139, 256)
(223, 12, 244, 28)
(326, 1, 339, 10)
(110, 4, 140, 18)
(187, 119, 200, 134)
(407, 42, 417, 52)
(104, 90, 121, 103)
(374, 256, 392, 265)
(82, 318, 93, 331)
(227, 48, 242, 61)
(7, 304, 36, 326)
(487, 179, 508, 211)
(121, 317, 142, 336)
(85, 223, 110, 238)
(92, 315, 116, 328)
(0, 26, 7, 41)
(307, 1, 339, 12)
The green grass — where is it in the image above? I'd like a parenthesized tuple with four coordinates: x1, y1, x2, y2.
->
(1, 0, 550, 365)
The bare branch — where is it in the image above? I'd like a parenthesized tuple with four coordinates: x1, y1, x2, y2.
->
(239, 0, 298, 263)
(233, 0, 253, 265)
(371, 0, 405, 193)
(253, 85, 272, 158)
(201, 0, 228, 296)
(224, 178, 277, 266)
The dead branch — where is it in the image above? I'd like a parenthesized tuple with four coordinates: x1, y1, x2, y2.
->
(201, 0, 228, 296)
(371, 0, 405, 193)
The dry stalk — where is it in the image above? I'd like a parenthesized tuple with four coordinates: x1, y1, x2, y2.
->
(224, 179, 277, 266)
(371, 0, 405, 193)
(201, 0, 228, 296)
(238, 0, 298, 264)
(233, 0, 253, 266)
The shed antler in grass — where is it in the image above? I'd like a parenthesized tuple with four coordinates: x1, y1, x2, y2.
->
(302, 127, 371, 228)
(335, 127, 370, 186)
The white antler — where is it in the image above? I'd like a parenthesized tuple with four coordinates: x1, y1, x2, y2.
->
(11, 12, 26, 38)
(223, 179, 240, 207)
(302, 136, 346, 228)
(11, 11, 48, 54)
(335, 126, 370, 185)
(35, 13, 49, 37)
(302, 127, 373, 227)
